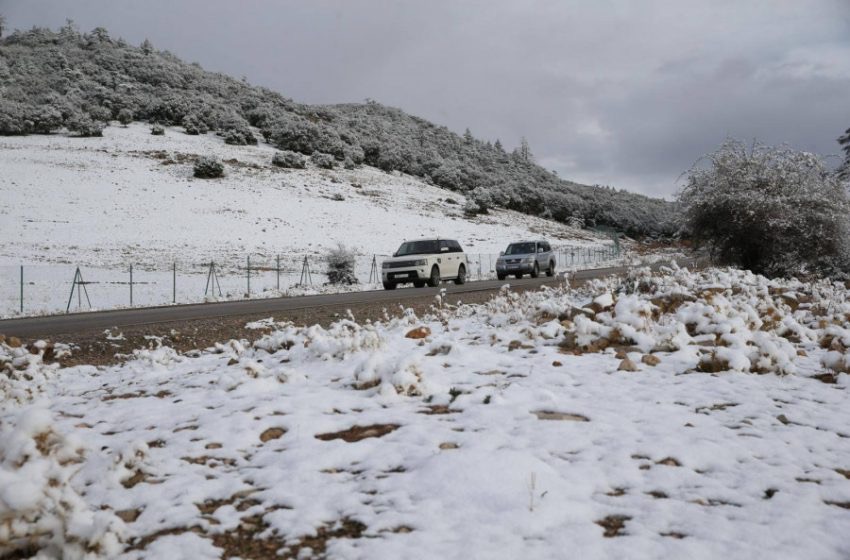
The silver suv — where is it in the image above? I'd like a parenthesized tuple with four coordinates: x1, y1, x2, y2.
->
(382, 238, 468, 290)
(495, 240, 556, 280)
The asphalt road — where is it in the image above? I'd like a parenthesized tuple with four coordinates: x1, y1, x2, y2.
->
(0, 262, 682, 338)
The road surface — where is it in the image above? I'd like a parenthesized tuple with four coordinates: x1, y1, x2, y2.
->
(0, 262, 685, 338)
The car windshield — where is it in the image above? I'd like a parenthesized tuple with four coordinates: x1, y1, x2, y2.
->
(396, 240, 439, 256)
(504, 242, 536, 255)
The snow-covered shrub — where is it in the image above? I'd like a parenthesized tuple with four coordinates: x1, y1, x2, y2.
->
(272, 150, 306, 169)
(312, 152, 336, 169)
(218, 114, 257, 145)
(679, 140, 850, 278)
(150, 123, 165, 136)
(0, 340, 69, 403)
(193, 156, 224, 178)
(463, 187, 492, 216)
(0, 407, 126, 558)
(182, 113, 208, 135)
(66, 113, 105, 137)
(325, 243, 358, 285)
(116, 108, 133, 126)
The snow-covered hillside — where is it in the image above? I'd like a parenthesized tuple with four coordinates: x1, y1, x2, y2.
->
(3, 266, 850, 559)
(0, 124, 622, 316)
(0, 123, 608, 269)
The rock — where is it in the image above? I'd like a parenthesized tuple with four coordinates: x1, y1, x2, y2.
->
(259, 427, 286, 442)
(641, 354, 661, 366)
(552, 361, 563, 367)
(405, 326, 431, 339)
(7, 336, 22, 348)
(618, 358, 639, 372)
(508, 340, 523, 351)
(615, 349, 629, 360)
(439, 442, 459, 450)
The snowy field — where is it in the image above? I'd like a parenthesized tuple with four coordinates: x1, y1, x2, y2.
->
(3, 265, 850, 559)
(0, 124, 620, 317)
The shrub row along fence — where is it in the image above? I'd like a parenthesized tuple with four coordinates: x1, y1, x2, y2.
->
(1, 244, 621, 317)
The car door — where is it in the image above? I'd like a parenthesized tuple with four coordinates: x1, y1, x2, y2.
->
(539, 242, 550, 269)
(438, 240, 457, 278)
(451, 240, 466, 274)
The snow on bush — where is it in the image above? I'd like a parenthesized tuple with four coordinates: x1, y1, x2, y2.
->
(0, 407, 125, 558)
(0, 340, 69, 404)
(325, 243, 359, 285)
(679, 139, 850, 278)
(192, 156, 224, 179)
(311, 152, 336, 169)
(271, 150, 306, 169)
(555, 265, 850, 375)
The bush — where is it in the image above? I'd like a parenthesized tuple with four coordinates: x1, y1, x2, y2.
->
(272, 150, 306, 169)
(463, 187, 492, 216)
(219, 114, 256, 145)
(193, 156, 224, 179)
(223, 129, 246, 145)
(325, 244, 358, 285)
(66, 113, 104, 137)
(678, 139, 850, 278)
(182, 113, 208, 135)
(150, 124, 165, 136)
(117, 108, 133, 126)
(312, 152, 335, 169)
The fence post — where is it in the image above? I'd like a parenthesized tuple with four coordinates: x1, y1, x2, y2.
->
(129, 263, 134, 306)
(19, 265, 23, 314)
(247, 255, 251, 297)
(172, 261, 176, 304)
(276, 254, 281, 291)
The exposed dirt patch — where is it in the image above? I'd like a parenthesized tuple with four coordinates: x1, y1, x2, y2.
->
(282, 518, 367, 559)
(419, 404, 460, 415)
(315, 424, 400, 443)
(596, 515, 631, 537)
(533, 410, 589, 421)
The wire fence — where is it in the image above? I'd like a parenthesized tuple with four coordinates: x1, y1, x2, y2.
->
(1, 244, 623, 317)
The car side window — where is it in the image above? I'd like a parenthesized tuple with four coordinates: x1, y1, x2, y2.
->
(450, 240, 462, 253)
(439, 240, 450, 253)
(542, 242, 550, 252)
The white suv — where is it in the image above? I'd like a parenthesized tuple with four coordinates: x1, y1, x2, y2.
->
(382, 238, 468, 290)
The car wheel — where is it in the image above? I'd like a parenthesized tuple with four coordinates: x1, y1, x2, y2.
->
(497, 273, 506, 281)
(531, 263, 539, 278)
(413, 280, 425, 288)
(382, 281, 396, 290)
(546, 261, 555, 277)
(454, 265, 466, 285)
(514, 273, 523, 279)
(427, 265, 440, 287)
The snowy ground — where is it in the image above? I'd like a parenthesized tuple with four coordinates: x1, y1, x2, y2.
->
(3, 265, 850, 559)
(0, 124, 621, 316)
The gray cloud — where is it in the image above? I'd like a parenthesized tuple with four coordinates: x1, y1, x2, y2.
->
(3, 0, 849, 197)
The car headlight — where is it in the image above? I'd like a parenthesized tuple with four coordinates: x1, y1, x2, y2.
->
(413, 259, 427, 266)
(522, 257, 534, 263)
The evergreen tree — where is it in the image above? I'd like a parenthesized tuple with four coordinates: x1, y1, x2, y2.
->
(838, 127, 850, 181)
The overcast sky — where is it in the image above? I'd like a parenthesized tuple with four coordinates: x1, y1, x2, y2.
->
(3, 0, 849, 198)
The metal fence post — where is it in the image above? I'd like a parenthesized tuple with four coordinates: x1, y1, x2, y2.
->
(247, 255, 251, 297)
(276, 254, 280, 291)
(172, 261, 176, 304)
(20, 265, 23, 314)
(129, 264, 134, 306)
